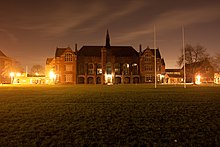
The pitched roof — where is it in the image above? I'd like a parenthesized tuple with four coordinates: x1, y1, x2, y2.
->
(111, 46, 139, 57)
(161, 58, 165, 66)
(151, 49, 161, 58)
(77, 46, 139, 57)
(46, 58, 54, 65)
(182, 60, 213, 69)
(0, 50, 7, 57)
(77, 46, 102, 56)
(55, 47, 73, 57)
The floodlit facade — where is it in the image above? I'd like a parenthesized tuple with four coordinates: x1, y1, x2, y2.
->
(184, 60, 215, 84)
(165, 69, 183, 84)
(46, 47, 77, 84)
(46, 31, 165, 84)
(214, 73, 220, 84)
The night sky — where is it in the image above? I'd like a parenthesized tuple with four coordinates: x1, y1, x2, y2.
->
(0, 0, 220, 69)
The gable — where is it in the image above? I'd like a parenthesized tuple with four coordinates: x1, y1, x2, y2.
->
(141, 48, 161, 58)
(55, 47, 74, 57)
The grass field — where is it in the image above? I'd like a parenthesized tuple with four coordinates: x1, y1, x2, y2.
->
(0, 84, 220, 146)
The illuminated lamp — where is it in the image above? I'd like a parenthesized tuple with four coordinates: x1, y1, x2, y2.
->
(195, 75, 201, 85)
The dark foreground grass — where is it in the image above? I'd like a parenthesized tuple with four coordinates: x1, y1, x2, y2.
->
(0, 84, 220, 146)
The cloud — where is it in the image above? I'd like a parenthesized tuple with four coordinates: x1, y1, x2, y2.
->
(153, 5, 220, 30)
(113, 4, 220, 43)
(0, 29, 18, 42)
(18, 1, 146, 38)
(70, 1, 147, 33)
(17, 1, 105, 36)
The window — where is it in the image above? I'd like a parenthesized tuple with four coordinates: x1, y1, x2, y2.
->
(145, 65, 153, 71)
(87, 63, 94, 75)
(97, 64, 102, 75)
(65, 53, 73, 62)
(65, 74, 72, 82)
(65, 65, 72, 71)
(144, 54, 152, 62)
(132, 63, 138, 75)
(106, 63, 112, 74)
(115, 63, 121, 75)
(157, 65, 160, 72)
(78, 64, 84, 75)
(123, 63, 129, 75)
(145, 75, 152, 82)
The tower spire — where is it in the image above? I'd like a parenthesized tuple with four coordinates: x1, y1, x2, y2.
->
(105, 29, 110, 47)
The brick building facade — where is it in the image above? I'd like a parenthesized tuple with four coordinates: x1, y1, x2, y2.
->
(46, 31, 165, 84)
(0, 50, 13, 83)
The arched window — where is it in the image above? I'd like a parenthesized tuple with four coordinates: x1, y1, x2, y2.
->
(106, 63, 112, 74)
(65, 53, 73, 61)
(115, 63, 121, 75)
(123, 63, 129, 75)
(78, 77, 85, 84)
(132, 63, 138, 75)
(97, 64, 102, 75)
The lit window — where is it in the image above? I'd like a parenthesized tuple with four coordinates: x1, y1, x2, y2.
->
(65, 74, 72, 82)
(123, 63, 129, 75)
(106, 63, 112, 74)
(115, 63, 121, 75)
(132, 63, 138, 75)
(97, 64, 102, 75)
(65, 53, 73, 62)
(145, 75, 152, 82)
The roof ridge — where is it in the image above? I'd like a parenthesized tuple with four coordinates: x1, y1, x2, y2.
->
(0, 50, 7, 57)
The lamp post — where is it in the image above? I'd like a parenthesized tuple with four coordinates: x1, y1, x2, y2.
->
(10, 72, 15, 84)
(49, 71, 56, 84)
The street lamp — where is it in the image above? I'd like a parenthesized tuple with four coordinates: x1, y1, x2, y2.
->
(10, 72, 15, 84)
(195, 75, 201, 85)
(49, 71, 56, 84)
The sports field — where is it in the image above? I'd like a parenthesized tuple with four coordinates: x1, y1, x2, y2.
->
(0, 84, 219, 146)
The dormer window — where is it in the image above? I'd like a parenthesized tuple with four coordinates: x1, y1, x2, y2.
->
(65, 53, 73, 62)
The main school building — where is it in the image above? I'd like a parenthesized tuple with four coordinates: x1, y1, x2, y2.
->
(46, 31, 165, 84)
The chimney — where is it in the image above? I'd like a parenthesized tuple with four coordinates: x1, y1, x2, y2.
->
(75, 43, 78, 53)
(139, 44, 142, 53)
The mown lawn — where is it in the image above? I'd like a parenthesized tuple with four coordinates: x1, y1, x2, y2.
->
(0, 84, 220, 146)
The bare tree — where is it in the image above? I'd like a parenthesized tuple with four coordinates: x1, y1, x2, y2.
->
(212, 53, 220, 72)
(177, 44, 209, 66)
(30, 65, 45, 76)
(177, 44, 210, 83)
